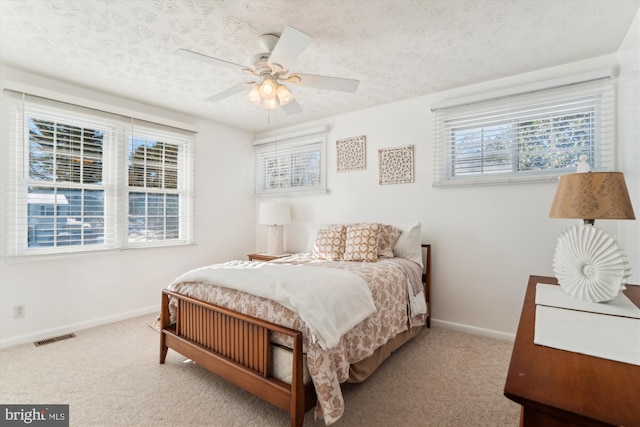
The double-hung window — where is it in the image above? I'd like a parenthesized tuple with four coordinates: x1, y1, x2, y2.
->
(432, 76, 614, 186)
(2, 91, 194, 256)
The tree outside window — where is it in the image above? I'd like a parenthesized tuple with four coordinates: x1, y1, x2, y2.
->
(27, 117, 105, 248)
(451, 111, 595, 177)
(127, 137, 180, 242)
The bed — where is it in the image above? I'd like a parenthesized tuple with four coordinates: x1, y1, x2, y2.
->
(159, 222, 431, 426)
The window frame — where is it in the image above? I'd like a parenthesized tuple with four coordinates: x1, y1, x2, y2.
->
(125, 127, 193, 248)
(432, 76, 615, 186)
(3, 90, 195, 257)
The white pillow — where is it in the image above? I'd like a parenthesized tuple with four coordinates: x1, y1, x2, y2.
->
(306, 224, 329, 252)
(392, 221, 423, 268)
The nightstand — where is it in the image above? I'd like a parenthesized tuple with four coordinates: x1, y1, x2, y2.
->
(247, 253, 291, 262)
(504, 275, 640, 426)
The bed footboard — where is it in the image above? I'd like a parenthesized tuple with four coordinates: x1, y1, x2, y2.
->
(159, 290, 314, 427)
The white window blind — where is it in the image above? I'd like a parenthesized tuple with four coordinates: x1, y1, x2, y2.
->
(1, 90, 194, 256)
(126, 122, 193, 247)
(255, 134, 327, 195)
(432, 77, 615, 186)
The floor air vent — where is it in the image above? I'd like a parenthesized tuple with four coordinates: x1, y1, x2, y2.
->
(34, 333, 76, 347)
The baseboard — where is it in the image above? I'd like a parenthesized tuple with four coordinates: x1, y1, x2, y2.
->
(431, 318, 516, 342)
(1, 310, 515, 349)
(0, 305, 159, 349)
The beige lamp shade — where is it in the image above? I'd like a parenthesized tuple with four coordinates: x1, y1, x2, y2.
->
(549, 172, 635, 222)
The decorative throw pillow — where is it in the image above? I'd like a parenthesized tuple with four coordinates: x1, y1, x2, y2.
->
(343, 223, 380, 262)
(392, 221, 423, 267)
(378, 224, 401, 258)
(306, 224, 330, 252)
(312, 226, 346, 260)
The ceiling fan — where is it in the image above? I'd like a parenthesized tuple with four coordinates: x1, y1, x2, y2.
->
(175, 26, 359, 115)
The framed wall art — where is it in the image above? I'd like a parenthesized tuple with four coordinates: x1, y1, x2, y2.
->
(336, 135, 366, 172)
(378, 144, 414, 184)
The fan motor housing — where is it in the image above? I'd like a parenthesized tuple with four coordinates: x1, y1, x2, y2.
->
(251, 53, 273, 74)
(258, 33, 279, 52)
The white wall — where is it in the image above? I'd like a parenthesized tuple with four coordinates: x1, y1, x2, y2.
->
(0, 67, 257, 348)
(617, 11, 640, 281)
(257, 48, 639, 339)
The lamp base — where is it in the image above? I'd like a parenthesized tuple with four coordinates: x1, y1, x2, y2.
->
(553, 223, 630, 302)
(266, 225, 284, 255)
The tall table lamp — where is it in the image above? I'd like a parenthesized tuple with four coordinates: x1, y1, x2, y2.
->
(549, 171, 636, 302)
(259, 202, 291, 255)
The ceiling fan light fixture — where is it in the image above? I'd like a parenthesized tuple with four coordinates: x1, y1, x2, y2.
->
(177, 26, 360, 114)
(263, 98, 278, 110)
(259, 77, 277, 100)
(276, 84, 294, 106)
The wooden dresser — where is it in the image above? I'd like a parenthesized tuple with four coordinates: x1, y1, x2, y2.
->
(504, 275, 640, 427)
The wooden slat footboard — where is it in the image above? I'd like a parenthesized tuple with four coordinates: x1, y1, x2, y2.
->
(159, 290, 315, 427)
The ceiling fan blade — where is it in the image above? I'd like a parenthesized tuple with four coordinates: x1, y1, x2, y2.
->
(175, 48, 247, 72)
(205, 82, 249, 103)
(268, 26, 312, 71)
(290, 73, 359, 93)
(281, 98, 303, 115)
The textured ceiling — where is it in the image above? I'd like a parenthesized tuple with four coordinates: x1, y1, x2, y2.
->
(1, 0, 638, 133)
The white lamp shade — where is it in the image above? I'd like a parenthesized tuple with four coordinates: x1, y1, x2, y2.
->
(262, 98, 278, 110)
(259, 77, 277, 100)
(276, 85, 294, 105)
(258, 202, 291, 225)
(247, 86, 261, 106)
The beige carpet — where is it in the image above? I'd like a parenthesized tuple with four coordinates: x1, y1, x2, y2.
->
(0, 314, 520, 426)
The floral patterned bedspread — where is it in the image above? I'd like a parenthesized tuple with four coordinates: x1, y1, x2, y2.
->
(167, 253, 427, 425)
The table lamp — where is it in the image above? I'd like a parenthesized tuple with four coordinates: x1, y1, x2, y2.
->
(549, 170, 635, 302)
(259, 202, 291, 255)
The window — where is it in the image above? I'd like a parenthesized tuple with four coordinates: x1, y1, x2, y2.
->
(26, 117, 107, 248)
(127, 130, 187, 245)
(432, 77, 614, 186)
(3, 91, 194, 256)
(255, 132, 327, 195)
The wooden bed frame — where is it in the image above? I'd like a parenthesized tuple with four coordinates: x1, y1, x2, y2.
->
(159, 244, 431, 427)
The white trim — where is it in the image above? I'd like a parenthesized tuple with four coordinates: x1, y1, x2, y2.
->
(431, 318, 516, 342)
(430, 68, 614, 111)
(0, 305, 158, 349)
(0, 311, 516, 349)
(3, 80, 198, 133)
(253, 125, 328, 145)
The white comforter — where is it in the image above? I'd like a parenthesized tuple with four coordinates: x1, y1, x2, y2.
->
(169, 260, 377, 350)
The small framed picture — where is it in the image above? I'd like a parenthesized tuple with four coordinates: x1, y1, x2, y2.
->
(378, 145, 414, 184)
(336, 135, 366, 172)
